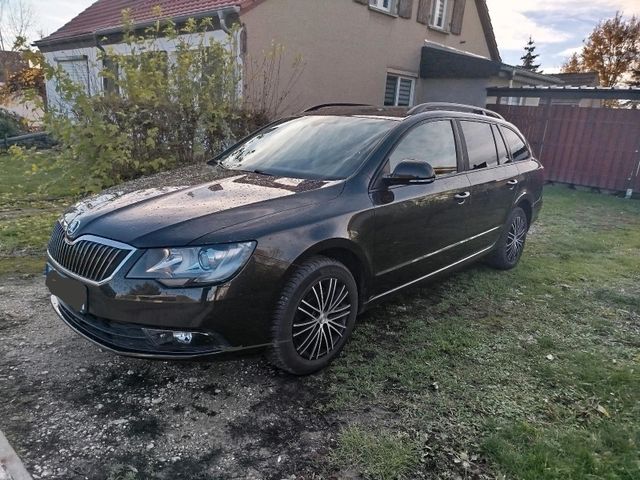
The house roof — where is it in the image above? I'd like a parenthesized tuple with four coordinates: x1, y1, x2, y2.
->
(35, 0, 257, 45)
(475, 0, 501, 62)
(421, 42, 501, 79)
(487, 85, 640, 101)
(551, 72, 600, 87)
(504, 65, 564, 85)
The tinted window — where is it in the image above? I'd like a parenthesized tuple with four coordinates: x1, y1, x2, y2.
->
(501, 127, 531, 162)
(492, 125, 510, 164)
(460, 121, 498, 170)
(220, 116, 396, 180)
(388, 120, 457, 176)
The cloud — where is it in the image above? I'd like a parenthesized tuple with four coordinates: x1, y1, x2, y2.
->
(486, 1, 571, 51)
(555, 46, 583, 58)
(486, 0, 640, 53)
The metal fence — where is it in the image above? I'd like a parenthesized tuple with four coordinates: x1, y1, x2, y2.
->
(491, 104, 640, 193)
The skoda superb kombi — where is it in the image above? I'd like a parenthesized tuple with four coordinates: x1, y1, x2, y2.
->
(45, 103, 543, 374)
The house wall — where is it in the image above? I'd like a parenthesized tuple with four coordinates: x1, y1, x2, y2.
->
(241, 0, 493, 113)
(421, 78, 489, 106)
(42, 30, 236, 110)
(0, 93, 44, 124)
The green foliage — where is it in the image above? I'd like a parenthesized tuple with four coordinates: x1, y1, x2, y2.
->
(0, 108, 27, 137)
(42, 12, 273, 192)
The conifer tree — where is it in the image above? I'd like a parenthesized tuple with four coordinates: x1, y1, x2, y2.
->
(520, 36, 541, 72)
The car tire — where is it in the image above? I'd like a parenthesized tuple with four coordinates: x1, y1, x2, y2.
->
(269, 255, 358, 375)
(488, 207, 528, 270)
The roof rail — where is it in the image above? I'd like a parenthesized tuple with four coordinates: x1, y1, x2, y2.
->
(407, 102, 504, 120)
(302, 103, 375, 113)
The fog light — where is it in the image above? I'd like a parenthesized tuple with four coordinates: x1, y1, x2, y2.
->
(142, 328, 225, 352)
(173, 332, 193, 344)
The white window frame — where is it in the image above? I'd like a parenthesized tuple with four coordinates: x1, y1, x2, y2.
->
(369, 0, 395, 14)
(430, 0, 448, 29)
(384, 72, 416, 107)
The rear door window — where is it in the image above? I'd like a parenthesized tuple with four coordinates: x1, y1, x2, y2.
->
(501, 127, 531, 162)
(460, 121, 498, 170)
(388, 120, 458, 176)
(492, 125, 510, 164)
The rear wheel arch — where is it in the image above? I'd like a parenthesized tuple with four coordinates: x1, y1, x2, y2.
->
(516, 197, 532, 229)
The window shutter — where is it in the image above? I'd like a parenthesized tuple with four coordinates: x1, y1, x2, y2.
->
(450, 0, 466, 35)
(353, 0, 369, 5)
(416, 0, 432, 25)
(384, 75, 398, 106)
(397, 0, 413, 18)
(397, 78, 413, 106)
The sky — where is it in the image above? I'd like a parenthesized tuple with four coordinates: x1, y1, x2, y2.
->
(30, 0, 640, 74)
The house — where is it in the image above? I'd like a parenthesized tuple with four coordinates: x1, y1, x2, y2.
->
(487, 71, 607, 109)
(34, 0, 557, 113)
(546, 72, 602, 107)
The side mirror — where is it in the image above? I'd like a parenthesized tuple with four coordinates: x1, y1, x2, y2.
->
(383, 160, 436, 186)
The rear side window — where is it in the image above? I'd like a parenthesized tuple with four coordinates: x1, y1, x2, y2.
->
(501, 127, 531, 162)
(492, 125, 510, 164)
(460, 121, 498, 170)
(388, 120, 458, 176)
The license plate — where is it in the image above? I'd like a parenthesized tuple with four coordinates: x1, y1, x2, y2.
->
(46, 267, 88, 313)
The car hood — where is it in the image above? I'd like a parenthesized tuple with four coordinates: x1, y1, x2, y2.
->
(61, 171, 344, 247)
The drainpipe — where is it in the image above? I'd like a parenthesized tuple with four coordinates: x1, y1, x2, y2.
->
(94, 34, 108, 95)
(217, 6, 243, 103)
(508, 67, 516, 88)
(217, 7, 240, 34)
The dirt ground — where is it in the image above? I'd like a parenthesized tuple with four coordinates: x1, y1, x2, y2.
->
(0, 274, 347, 480)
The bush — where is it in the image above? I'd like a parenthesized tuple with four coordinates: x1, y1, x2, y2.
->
(43, 11, 294, 192)
(0, 108, 27, 137)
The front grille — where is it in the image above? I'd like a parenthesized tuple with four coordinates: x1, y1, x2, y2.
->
(48, 222, 132, 283)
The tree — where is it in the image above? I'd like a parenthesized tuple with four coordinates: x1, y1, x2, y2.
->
(561, 52, 582, 73)
(520, 36, 541, 72)
(563, 13, 640, 87)
(0, 0, 34, 51)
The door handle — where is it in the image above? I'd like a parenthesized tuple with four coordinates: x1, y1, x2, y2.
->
(455, 192, 471, 203)
(507, 179, 519, 186)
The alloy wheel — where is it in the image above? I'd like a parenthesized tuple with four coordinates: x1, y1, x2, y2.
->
(506, 215, 527, 262)
(292, 277, 351, 360)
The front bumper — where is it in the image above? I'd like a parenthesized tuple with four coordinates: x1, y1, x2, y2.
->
(46, 251, 288, 358)
(51, 295, 244, 359)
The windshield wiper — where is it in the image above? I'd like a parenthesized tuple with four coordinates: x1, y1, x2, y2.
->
(251, 169, 274, 177)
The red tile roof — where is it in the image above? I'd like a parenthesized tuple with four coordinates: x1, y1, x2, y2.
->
(38, 0, 256, 44)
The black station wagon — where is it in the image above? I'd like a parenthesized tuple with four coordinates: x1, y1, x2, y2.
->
(45, 103, 543, 374)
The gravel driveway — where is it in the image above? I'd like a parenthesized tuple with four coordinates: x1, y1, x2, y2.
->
(0, 274, 343, 480)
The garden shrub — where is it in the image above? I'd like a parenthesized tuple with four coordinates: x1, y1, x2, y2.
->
(42, 11, 295, 192)
(0, 108, 27, 137)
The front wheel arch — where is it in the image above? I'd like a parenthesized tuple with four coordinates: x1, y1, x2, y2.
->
(285, 239, 372, 309)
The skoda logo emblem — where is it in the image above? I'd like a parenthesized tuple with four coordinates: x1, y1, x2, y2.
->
(66, 219, 81, 237)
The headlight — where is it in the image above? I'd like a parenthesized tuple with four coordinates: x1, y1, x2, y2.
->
(127, 242, 256, 287)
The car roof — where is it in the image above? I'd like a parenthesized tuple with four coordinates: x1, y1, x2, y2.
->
(300, 103, 509, 125)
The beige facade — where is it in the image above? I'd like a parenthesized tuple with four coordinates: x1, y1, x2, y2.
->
(242, 0, 494, 113)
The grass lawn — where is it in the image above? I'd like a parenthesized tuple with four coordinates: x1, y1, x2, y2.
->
(0, 149, 638, 479)
(0, 150, 80, 275)
(326, 187, 640, 479)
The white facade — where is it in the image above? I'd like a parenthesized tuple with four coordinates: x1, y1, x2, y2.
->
(43, 29, 239, 111)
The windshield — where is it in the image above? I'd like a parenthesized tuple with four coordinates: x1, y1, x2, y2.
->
(218, 115, 396, 180)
